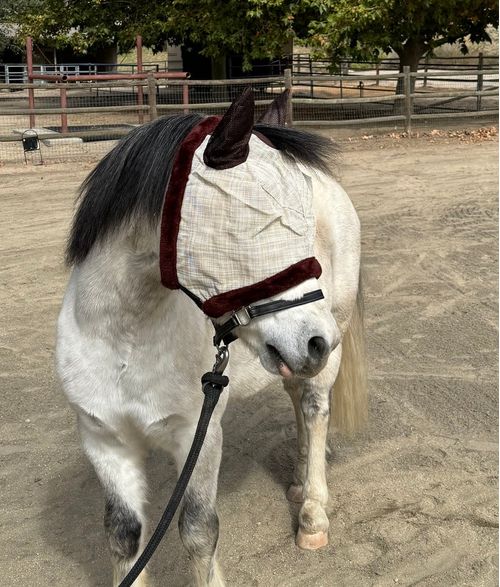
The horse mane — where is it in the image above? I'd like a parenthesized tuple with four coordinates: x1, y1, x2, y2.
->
(66, 115, 336, 266)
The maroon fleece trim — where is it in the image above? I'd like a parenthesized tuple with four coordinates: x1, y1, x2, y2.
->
(202, 257, 322, 318)
(159, 116, 221, 289)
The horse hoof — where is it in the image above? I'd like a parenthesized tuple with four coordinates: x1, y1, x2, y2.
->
(296, 528, 329, 550)
(286, 484, 304, 503)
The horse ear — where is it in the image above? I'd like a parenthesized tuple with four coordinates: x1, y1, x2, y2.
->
(257, 89, 290, 126)
(203, 87, 255, 170)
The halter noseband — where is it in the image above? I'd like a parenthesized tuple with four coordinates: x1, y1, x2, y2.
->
(213, 289, 325, 347)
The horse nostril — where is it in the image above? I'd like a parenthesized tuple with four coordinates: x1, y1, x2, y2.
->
(308, 336, 329, 363)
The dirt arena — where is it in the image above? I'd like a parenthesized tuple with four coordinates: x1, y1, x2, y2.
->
(1, 129, 498, 586)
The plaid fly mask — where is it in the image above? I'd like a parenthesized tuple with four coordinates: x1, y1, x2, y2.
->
(159, 88, 323, 320)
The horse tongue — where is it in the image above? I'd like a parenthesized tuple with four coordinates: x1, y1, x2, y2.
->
(278, 361, 293, 378)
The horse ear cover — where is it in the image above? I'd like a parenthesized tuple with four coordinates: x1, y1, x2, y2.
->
(257, 89, 290, 126)
(203, 87, 255, 170)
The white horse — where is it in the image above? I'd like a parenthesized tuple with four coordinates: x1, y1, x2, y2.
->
(56, 89, 367, 586)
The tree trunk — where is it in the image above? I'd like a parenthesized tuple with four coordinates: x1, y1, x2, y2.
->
(394, 38, 426, 112)
(212, 55, 229, 101)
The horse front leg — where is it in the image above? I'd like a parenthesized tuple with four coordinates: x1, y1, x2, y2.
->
(77, 413, 150, 587)
(285, 346, 341, 550)
(172, 418, 225, 587)
(284, 383, 308, 504)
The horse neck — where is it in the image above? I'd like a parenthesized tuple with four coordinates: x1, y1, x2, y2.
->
(73, 226, 178, 338)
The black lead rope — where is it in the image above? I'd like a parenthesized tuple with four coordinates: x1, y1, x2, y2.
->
(118, 349, 230, 587)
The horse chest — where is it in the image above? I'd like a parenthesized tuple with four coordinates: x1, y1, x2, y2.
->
(58, 278, 215, 428)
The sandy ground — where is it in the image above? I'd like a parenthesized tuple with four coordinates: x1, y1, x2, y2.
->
(0, 131, 498, 586)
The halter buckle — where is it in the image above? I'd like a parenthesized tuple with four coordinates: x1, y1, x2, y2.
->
(233, 307, 251, 326)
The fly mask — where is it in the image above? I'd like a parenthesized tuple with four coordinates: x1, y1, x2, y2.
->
(159, 88, 325, 346)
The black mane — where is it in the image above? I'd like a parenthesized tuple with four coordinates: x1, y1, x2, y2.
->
(66, 115, 336, 265)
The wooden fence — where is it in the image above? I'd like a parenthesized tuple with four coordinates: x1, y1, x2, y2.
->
(0, 66, 497, 150)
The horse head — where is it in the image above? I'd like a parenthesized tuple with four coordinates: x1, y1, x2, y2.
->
(160, 88, 339, 378)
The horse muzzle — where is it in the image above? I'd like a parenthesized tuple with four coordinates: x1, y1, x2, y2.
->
(265, 332, 336, 379)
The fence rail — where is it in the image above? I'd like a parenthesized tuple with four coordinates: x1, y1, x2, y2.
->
(0, 61, 166, 84)
(291, 53, 499, 72)
(1, 66, 497, 162)
(3, 54, 497, 84)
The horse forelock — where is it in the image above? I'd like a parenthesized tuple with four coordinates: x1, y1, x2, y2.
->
(66, 114, 204, 266)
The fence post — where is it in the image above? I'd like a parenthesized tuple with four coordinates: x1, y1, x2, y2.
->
(147, 74, 158, 121)
(26, 36, 36, 128)
(423, 55, 429, 87)
(477, 52, 484, 111)
(182, 82, 189, 114)
(403, 65, 412, 137)
(136, 35, 144, 124)
(309, 56, 314, 98)
(60, 85, 68, 133)
(284, 68, 293, 126)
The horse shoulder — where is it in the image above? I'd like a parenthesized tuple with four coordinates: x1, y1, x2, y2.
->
(56, 245, 223, 428)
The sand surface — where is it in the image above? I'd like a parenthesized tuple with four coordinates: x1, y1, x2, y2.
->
(0, 132, 498, 586)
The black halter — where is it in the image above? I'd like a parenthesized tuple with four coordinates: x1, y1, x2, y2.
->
(213, 289, 325, 347)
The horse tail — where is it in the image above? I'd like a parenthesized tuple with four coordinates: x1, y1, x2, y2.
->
(331, 275, 368, 434)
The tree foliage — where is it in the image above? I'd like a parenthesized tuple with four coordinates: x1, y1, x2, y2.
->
(12, 0, 144, 54)
(308, 0, 499, 70)
(9, 0, 500, 70)
(12, 0, 320, 65)
(0, 0, 38, 55)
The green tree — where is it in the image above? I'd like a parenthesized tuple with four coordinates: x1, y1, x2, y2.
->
(13, 0, 142, 55)
(13, 0, 320, 66)
(160, 0, 319, 67)
(13, 0, 498, 72)
(0, 0, 38, 56)
(308, 0, 499, 73)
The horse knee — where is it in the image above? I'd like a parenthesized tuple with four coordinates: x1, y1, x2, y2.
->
(104, 495, 142, 561)
(301, 384, 330, 418)
(179, 490, 219, 559)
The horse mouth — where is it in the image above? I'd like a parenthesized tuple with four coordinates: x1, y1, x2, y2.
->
(266, 344, 294, 378)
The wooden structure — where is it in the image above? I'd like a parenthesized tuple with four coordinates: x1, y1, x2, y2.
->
(25, 36, 189, 131)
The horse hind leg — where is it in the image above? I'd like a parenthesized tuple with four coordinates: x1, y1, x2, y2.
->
(77, 413, 150, 587)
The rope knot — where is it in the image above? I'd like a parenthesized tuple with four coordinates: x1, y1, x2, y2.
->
(201, 371, 229, 390)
